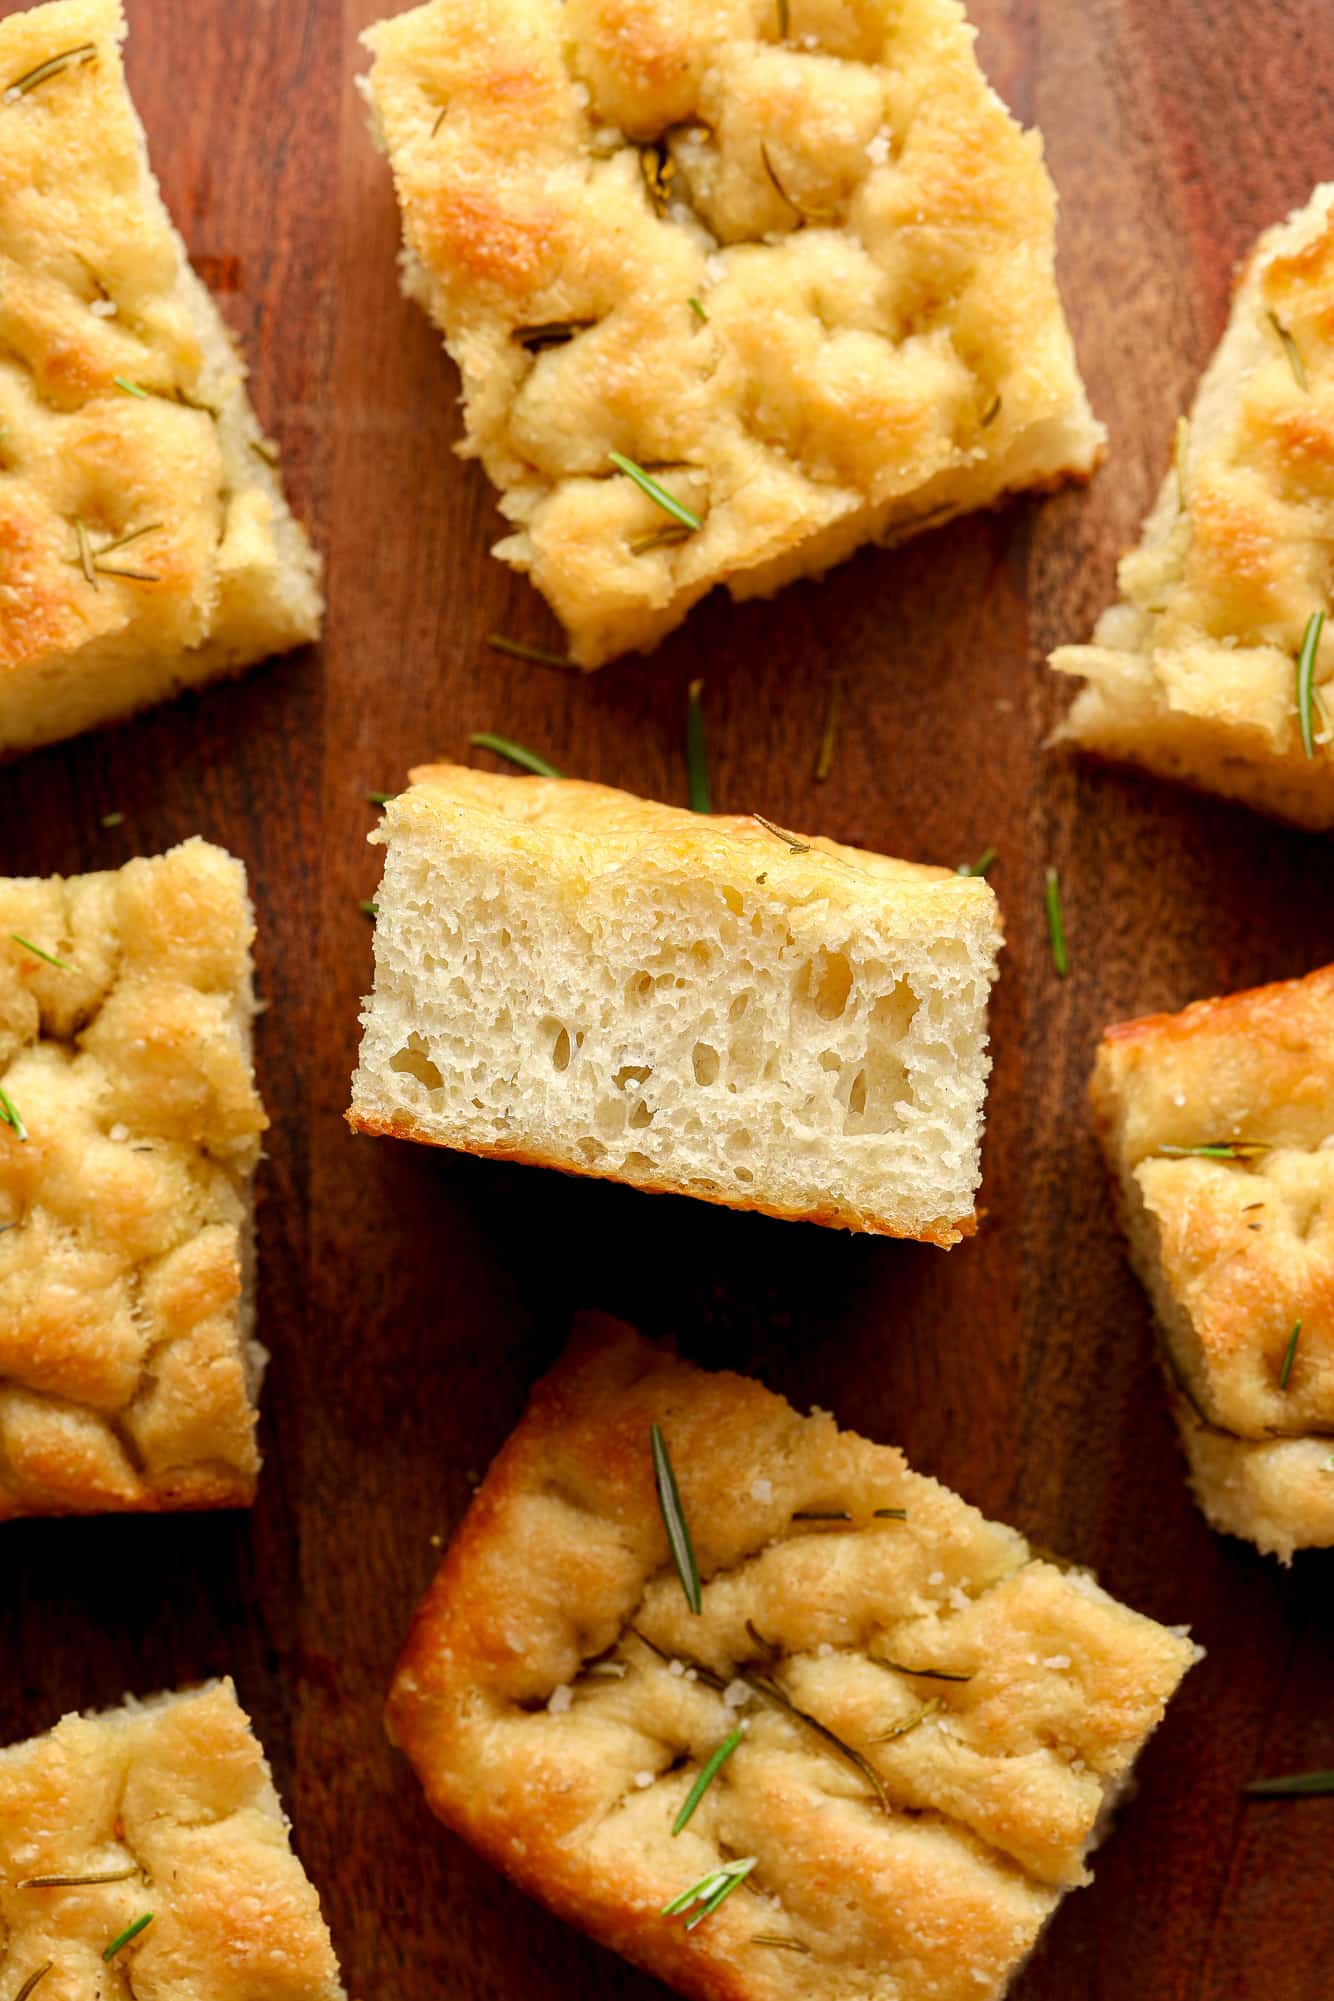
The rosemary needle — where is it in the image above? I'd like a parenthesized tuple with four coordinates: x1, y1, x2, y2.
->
(882, 1659, 974, 1684)
(12, 1968, 52, 2001)
(609, 452, 702, 532)
(1044, 866, 1068, 977)
(1156, 1141, 1268, 1162)
(1267, 311, 1308, 392)
(1245, 1771, 1334, 1798)
(20, 1870, 139, 1888)
(956, 847, 997, 879)
(358, 900, 379, 918)
(73, 516, 97, 588)
(367, 791, 398, 806)
(0, 1086, 27, 1142)
(672, 1727, 744, 1834)
(662, 1856, 757, 1929)
(113, 375, 149, 398)
(10, 934, 73, 972)
(468, 733, 561, 779)
(5, 43, 96, 97)
(1297, 610, 1325, 759)
(687, 296, 709, 324)
(103, 1914, 153, 1961)
(751, 812, 810, 854)
(814, 675, 842, 784)
(99, 811, 125, 828)
(686, 679, 711, 813)
(1278, 1319, 1302, 1390)
(650, 1422, 702, 1614)
(486, 633, 573, 669)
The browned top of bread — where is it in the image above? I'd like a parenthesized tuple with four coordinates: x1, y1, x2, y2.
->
(388, 1316, 1196, 2001)
(0, 838, 267, 1518)
(1091, 964, 1334, 1558)
(0, 1680, 345, 2000)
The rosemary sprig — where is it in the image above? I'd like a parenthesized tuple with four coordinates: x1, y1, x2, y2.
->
(651, 1421, 702, 1613)
(468, 732, 562, 778)
(609, 452, 702, 532)
(751, 812, 810, 854)
(1267, 311, 1308, 392)
(1245, 1771, 1334, 1798)
(881, 1659, 974, 1683)
(761, 143, 836, 224)
(1297, 610, 1325, 759)
(1278, 1319, 1302, 1391)
(751, 1934, 810, 1953)
(687, 296, 709, 324)
(487, 633, 572, 669)
(103, 1914, 153, 1961)
(956, 847, 997, 878)
(10, 935, 73, 972)
(687, 678, 711, 813)
(515, 320, 596, 353)
(814, 674, 842, 783)
(1044, 866, 1068, 976)
(1155, 1141, 1269, 1162)
(0, 1086, 27, 1142)
(672, 1727, 744, 1834)
(662, 1856, 757, 1929)
(12, 1967, 52, 2001)
(20, 1869, 139, 1889)
(113, 375, 148, 399)
(5, 43, 96, 98)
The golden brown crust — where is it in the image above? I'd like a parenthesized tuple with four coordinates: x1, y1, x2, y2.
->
(0, 0, 321, 757)
(388, 1316, 1197, 2001)
(362, 0, 1103, 666)
(0, 838, 268, 1520)
(1091, 964, 1334, 1559)
(0, 1680, 346, 2000)
(1052, 184, 1334, 828)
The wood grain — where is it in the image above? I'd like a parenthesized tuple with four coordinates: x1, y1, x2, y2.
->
(3, 1, 1334, 1996)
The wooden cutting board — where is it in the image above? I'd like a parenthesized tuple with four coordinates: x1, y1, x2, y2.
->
(4, 1, 1332, 1995)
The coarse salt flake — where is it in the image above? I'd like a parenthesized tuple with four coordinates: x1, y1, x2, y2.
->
(722, 1679, 753, 1708)
(547, 1684, 574, 1714)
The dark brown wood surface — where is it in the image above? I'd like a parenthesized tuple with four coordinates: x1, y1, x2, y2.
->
(4, 0, 1333, 1994)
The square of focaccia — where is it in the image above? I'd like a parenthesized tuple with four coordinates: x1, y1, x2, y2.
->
(0, 0, 322, 759)
(388, 1317, 1197, 2001)
(1092, 964, 1334, 1563)
(0, 1679, 345, 2001)
(347, 765, 1002, 1245)
(360, 0, 1104, 668)
(1052, 184, 1334, 828)
(0, 838, 268, 1520)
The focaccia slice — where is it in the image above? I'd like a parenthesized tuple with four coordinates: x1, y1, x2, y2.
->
(0, 0, 322, 757)
(1052, 184, 1334, 827)
(388, 1317, 1198, 2001)
(1092, 963, 1334, 1561)
(0, 1680, 345, 2000)
(348, 764, 1002, 1244)
(0, 838, 268, 1519)
(361, 0, 1103, 667)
